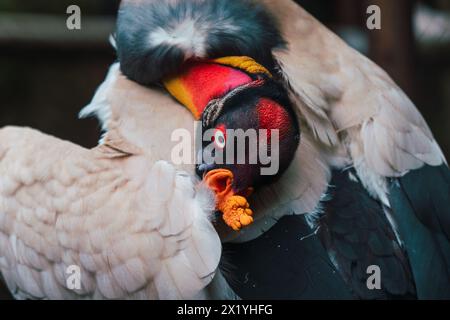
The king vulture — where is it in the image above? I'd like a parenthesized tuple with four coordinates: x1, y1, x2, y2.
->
(0, 0, 448, 300)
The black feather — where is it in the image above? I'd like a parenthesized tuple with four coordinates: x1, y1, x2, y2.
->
(116, 0, 285, 85)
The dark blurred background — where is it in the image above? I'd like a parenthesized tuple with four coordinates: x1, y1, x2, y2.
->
(0, 0, 449, 301)
(0, 0, 449, 154)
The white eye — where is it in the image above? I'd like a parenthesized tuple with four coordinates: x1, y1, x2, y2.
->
(214, 129, 226, 149)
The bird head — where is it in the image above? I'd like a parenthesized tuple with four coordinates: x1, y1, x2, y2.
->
(164, 56, 300, 231)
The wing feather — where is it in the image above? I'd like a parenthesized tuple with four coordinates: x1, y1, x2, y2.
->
(260, 0, 446, 196)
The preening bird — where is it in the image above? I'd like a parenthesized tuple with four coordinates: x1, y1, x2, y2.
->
(0, 0, 449, 300)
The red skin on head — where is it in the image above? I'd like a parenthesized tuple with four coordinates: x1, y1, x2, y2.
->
(256, 98, 291, 142)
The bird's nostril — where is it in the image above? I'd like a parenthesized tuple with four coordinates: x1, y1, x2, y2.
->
(214, 176, 229, 193)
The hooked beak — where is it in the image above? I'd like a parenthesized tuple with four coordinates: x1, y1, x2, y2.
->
(203, 169, 254, 231)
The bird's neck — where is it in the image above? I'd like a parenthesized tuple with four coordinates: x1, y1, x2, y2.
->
(163, 56, 272, 119)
